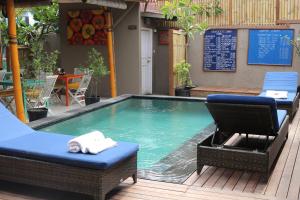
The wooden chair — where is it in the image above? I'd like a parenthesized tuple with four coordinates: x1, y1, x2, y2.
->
(68, 73, 92, 106)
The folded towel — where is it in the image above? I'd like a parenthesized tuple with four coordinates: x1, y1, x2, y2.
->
(68, 131, 117, 154)
(266, 90, 288, 99)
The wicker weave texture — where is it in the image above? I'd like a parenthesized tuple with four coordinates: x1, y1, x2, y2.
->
(0, 154, 137, 200)
(197, 116, 289, 181)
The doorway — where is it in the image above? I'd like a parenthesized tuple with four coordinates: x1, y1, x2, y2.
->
(141, 28, 153, 94)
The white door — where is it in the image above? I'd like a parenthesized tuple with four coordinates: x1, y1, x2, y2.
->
(141, 29, 153, 94)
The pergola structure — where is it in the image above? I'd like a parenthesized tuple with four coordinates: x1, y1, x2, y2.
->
(1, 0, 147, 122)
(0, 0, 52, 122)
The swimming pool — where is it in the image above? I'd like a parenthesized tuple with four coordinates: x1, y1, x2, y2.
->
(38, 95, 214, 183)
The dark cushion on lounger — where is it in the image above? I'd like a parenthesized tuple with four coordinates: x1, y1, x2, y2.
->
(262, 72, 298, 92)
(207, 94, 280, 131)
(259, 91, 297, 105)
(0, 103, 34, 142)
(0, 131, 139, 170)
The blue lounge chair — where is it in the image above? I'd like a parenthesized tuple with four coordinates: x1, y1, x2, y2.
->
(259, 72, 299, 120)
(197, 94, 289, 181)
(0, 102, 138, 200)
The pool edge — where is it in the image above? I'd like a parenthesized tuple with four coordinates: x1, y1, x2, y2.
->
(30, 94, 207, 129)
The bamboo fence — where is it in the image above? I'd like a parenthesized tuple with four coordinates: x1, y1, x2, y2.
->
(144, 0, 300, 28)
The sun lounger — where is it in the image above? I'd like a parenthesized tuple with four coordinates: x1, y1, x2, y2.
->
(0, 102, 138, 200)
(197, 94, 289, 181)
(259, 72, 299, 120)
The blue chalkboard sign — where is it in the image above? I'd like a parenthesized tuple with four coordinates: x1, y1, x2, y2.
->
(248, 29, 294, 66)
(203, 29, 237, 71)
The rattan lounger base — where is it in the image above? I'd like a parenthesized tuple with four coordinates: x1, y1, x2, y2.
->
(197, 116, 289, 181)
(0, 153, 137, 200)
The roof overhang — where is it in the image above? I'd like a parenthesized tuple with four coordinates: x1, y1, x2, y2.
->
(141, 12, 164, 19)
(0, 0, 51, 8)
(58, 0, 128, 9)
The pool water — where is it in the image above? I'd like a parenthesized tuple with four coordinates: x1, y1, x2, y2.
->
(42, 98, 213, 169)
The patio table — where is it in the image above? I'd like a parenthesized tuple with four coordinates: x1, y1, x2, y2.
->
(0, 88, 15, 112)
(57, 74, 83, 106)
(0, 79, 44, 117)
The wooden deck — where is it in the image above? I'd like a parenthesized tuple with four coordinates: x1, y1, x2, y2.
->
(1, 109, 300, 200)
(190, 86, 261, 97)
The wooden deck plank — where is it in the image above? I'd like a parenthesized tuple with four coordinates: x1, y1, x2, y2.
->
(187, 186, 272, 200)
(264, 110, 300, 196)
(223, 170, 243, 191)
(184, 166, 208, 186)
(190, 86, 260, 97)
(214, 169, 234, 189)
(274, 118, 300, 199)
(233, 172, 252, 192)
(254, 176, 268, 194)
(123, 178, 188, 192)
(184, 171, 201, 186)
(184, 190, 249, 200)
(193, 167, 217, 186)
(244, 173, 262, 193)
(203, 168, 225, 188)
(286, 134, 300, 200)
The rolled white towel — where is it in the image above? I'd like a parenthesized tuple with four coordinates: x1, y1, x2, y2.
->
(67, 131, 117, 154)
(87, 138, 117, 154)
(68, 143, 81, 153)
(68, 131, 105, 153)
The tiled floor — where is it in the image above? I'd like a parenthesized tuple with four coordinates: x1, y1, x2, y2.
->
(48, 95, 109, 116)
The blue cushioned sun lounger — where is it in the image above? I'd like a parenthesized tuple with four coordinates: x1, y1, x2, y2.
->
(0, 102, 138, 200)
(197, 94, 289, 181)
(259, 72, 299, 120)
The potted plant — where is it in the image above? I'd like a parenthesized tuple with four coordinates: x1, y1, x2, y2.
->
(174, 60, 193, 96)
(84, 48, 109, 105)
(25, 42, 60, 121)
(288, 34, 300, 57)
(161, 0, 222, 96)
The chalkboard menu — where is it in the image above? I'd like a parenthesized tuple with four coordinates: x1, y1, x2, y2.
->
(203, 29, 237, 71)
(248, 29, 294, 66)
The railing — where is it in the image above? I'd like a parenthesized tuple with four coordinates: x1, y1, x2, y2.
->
(142, 0, 300, 28)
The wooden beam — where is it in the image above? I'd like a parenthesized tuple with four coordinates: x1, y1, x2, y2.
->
(105, 11, 117, 97)
(276, 20, 300, 24)
(275, 0, 280, 22)
(0, 35, 2, 70)
(168, 29, 174, 96)
(0, 0, 51, 8)
(228, 0, 233, 26)
(7, 0, 25, 122)
(113, 3, 136, 29)
(206, 25, 290, 29)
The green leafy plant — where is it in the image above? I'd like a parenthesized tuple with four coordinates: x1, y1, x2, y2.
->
(85, 48, 109, 97)
(283, 34, 300, 57)
(23, 41, 59, 79)
(0, 0, 59, 46)
(161, 0, 222, 39)
(290, 34, 300, 57)
(175, 60, 191, 88)
(161, 0, 223, 88)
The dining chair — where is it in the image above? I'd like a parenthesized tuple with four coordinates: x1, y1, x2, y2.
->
(68, 73, 92, 107)
(27, 75, 58, 113)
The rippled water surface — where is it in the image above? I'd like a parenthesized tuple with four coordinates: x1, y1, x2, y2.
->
(42, 98, 213, 169)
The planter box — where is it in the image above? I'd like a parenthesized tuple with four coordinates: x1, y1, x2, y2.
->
(27, 108, 48, 122)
